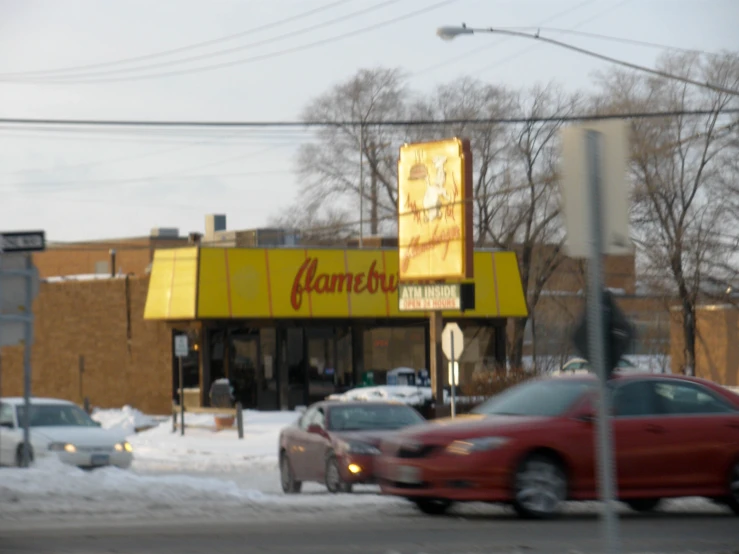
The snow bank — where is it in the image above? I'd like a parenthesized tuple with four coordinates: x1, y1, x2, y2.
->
(92, 405, 162, 435)
(128, 409, 300, 472)
(0, 456, 403, 524)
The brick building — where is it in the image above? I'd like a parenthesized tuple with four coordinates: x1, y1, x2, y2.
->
(0, 214, 682, 414)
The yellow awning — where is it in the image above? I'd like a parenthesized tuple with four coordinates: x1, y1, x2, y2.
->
(143, 248, 199, 320)
(144, 247, 528, 320)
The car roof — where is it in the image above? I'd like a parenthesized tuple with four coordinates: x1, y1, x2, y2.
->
(549, 371, 723, 388)
(0, 397, 76, 406)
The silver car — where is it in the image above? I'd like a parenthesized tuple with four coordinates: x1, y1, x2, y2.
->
(0, 397, 133, 469)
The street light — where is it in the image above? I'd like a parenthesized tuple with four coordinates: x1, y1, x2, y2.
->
(436, 24, 473, 41)
(435, 25, 739, 97)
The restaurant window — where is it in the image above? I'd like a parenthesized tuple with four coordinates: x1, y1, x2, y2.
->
(363, 326, 426, 383)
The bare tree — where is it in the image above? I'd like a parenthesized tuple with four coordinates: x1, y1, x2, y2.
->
(482, 83, 580, 369)
(404, 77, 513, 244)
(269, 202, 356, 246)
(293, 67, 410, 236)
(595, 51, 739, 375)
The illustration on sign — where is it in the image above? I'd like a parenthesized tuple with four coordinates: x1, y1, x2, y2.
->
(397, 138, 473, 281)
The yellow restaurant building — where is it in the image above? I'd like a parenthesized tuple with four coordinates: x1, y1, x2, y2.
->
(144, 245, 528, 411)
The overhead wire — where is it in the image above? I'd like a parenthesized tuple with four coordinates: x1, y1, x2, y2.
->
(1, 108, 737, 128)
(473, 0, 634, 75)
(0, 0, 461, 84)
(0, 0, 358, 79)
(2, 0, 405, 83)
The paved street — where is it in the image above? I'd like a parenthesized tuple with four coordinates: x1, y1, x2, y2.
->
(2, 510, 737, 554)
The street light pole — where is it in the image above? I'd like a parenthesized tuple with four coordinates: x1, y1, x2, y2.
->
(436, 25, 739, 97)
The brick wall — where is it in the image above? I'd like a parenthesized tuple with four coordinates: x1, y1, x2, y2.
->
(0, 276, 173, 414)
(32, 237, 190, 278)
(670, 305, 739, 386)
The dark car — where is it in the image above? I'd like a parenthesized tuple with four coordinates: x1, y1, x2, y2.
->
(278, 400, 425, 494)
(377, 373, 739, 519)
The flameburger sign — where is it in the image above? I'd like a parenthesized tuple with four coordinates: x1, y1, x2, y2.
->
(397, 138, 474, 282)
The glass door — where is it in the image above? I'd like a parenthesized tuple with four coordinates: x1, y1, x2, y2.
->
(229, 330, 260, 409)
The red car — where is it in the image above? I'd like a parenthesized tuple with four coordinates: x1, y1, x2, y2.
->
(279, 400, 425, 494)
(377, 373, 739, 518)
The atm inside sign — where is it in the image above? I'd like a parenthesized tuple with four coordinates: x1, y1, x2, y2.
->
(398, 283, 461, 311)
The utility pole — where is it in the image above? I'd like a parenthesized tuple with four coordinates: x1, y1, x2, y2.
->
(358, 125, 364, 248)
(0, 231, 45, 468)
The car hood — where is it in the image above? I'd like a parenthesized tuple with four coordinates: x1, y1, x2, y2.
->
(330, 429, 405, 447)
(32, 426, 127, 446)
(386, 415, 551, 445)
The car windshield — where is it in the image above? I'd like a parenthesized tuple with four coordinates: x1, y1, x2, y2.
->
(16, 404, 98, 427)
(328, 404, 424, 431)
(471, 379, 594, 417)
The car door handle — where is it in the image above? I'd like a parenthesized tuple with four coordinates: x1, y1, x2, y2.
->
(727, 423, 739, 431)
(645, 424, 666, 434)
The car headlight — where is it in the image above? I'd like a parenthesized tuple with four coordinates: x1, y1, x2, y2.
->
(48, 442, 77, 453)
(445, 437, 510, 455)
(338, 441, 380, 455)
(114, 441, 133, 453)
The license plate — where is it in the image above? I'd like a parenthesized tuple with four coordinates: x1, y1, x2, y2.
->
(90, 454, 110, 466)
(394, 465, 421, 484)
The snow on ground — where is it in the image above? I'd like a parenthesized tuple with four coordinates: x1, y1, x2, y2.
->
(127, 409, 299, 473)
(92, 405, 164, 436)
(1, 405, 730, 527)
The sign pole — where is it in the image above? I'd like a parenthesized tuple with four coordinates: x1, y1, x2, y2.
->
(586, 130, 620, 554)
(179, 355, 185, 437)
(21, 254, 33, 467)
(450, 334, 456, 418)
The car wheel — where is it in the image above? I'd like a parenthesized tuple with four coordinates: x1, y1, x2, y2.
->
(412, 498, 454, 516)
(512, 453, 568, 519)
(625, 498, 661, 512)
(726, 459, 739, 516)
(325, 456, 351, 494)
(280, 452, 302, 494)
(15, 444, 33, 467)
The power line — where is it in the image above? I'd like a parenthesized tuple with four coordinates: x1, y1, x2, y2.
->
(526, 27, 717, 57)
(447, 27, 739, 97)
(6, 0, 404, 82)
(473, 0, 633, 75)
(0, 0, 357, 79)
(1, 109, 737, 129)
(0, 0, 460, 85)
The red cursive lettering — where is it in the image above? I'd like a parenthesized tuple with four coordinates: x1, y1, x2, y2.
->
(290, 257, 399, 311)
(400, 224, 462, 274)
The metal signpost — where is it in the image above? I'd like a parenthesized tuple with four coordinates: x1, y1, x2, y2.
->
(441, 323, 464, 418)
(174, 334, 188, 436)
(0, 230, 45, 468)
(561, 122, 632, 554)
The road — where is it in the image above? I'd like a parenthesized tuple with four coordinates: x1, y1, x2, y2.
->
(2, 510, 737, 554)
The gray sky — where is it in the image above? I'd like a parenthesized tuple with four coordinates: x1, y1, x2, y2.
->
(0, 0, 736, 241)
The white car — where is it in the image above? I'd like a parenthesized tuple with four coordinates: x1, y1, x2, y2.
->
(0, 397, 133, 469)
(551, 357, 641, 376)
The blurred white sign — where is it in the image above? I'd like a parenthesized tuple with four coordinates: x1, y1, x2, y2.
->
(560, 120, 633, 258)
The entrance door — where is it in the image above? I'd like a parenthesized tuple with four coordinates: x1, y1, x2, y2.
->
(306, 327, 351, 405)
(229, 330, 260, 410)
